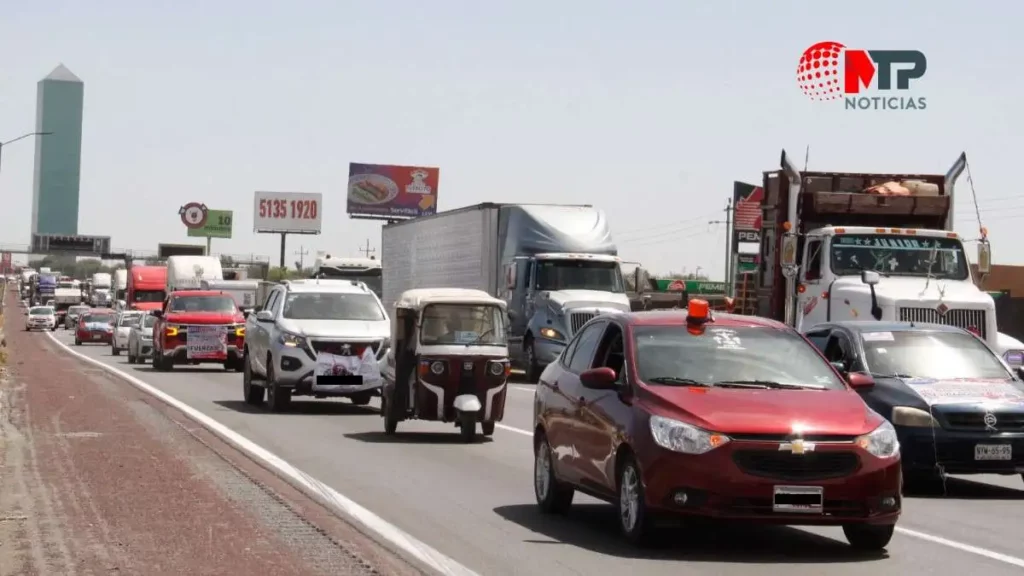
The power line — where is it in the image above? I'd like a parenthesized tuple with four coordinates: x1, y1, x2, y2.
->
(294, 246, 309, 270)
(358, 239, 376, 259)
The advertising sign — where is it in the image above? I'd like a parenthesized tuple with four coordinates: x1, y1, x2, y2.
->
(186, 325, 227, 359)
(254, 191, 323, 234)
(347, 163, 439, 220)
(187, 209, 233, 239)
(732, 182, 764, 246)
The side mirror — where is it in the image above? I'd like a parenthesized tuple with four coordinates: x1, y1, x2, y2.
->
(151, 310, 163, 318)
(977, 242, 991, 275)
(847, 372, 875, 390)
(860, 270, 881, 286)
(255, 310, 274, 323)
(242, 309, 252, 319)
(830, 360, 848, 375)
(634, 267, 649, 295)
(580, 367, 618, 390)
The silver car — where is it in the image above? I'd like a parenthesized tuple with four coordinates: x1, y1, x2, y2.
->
(111, 311, 143, 355)
(64, 304, 91, 329)
(243, 280, 390, 412)
(127, 313, 157, 364)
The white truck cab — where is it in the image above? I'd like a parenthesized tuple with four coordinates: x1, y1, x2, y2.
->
(796, 226, 998, 349)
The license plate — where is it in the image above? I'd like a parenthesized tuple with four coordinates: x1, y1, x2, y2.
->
(773, 485, 823, 514)
(92, 334, 102, 340)
(975, 444, 1012, 461)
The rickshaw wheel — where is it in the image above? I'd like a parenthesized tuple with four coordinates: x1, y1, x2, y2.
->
(459, 417, 476, 443)
(383, 398, 399, 435)
(481, 422, 495, 436)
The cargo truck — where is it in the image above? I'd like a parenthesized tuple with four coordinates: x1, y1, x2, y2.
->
(33, 272, 58, 305)
(90, 272, 113, 306)
(753, 150, 1016, 357)
(382, 203, 639, 382)
(54, 278, 84, 325)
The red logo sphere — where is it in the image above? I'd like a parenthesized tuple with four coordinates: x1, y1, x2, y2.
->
(797, 41, 845, 101)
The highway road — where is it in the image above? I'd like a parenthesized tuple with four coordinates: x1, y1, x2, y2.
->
(44, 328, 1024, 575)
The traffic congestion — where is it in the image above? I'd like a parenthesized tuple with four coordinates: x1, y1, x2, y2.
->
(8, 181, 1024, 574)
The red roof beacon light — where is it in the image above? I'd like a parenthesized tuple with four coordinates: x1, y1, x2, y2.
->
(686, 299, 712, 335)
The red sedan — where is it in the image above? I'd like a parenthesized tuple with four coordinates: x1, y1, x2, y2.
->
(75, 309, 116, 345)
(532, 300, 901, 550)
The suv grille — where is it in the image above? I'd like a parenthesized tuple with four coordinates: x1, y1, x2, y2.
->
(941, 410, 1024, 432)
(732, 450, 860, 481)
(569, 312, 597, 336)
(899, 307, 987, 339)
(311, 340, 381, 357)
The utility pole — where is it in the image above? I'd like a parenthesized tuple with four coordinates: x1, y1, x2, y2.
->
(358, 239, 376, 259)
(0, 132, 52, 174)
(294, 246, 309, 270)
(708, 199, 734, 297)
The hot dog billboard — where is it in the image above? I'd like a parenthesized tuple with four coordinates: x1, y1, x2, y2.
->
(346, 163, 440, 220)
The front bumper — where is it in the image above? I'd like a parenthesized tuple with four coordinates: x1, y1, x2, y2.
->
(28, 321, 55, 330)
(271, 346, 383, 397)
(636, 441, 902, 526)
(898, 426, 1024, 475)
(532, 338, 566, 365)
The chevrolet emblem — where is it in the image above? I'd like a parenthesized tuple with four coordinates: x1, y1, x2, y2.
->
(779, 439, 816, 454)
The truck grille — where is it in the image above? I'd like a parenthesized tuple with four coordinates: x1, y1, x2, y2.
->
(311, 340, 381, 357)
(732, 450, 860, 481)
(569, 312, 597, 336)
(898, 307, 987, 339)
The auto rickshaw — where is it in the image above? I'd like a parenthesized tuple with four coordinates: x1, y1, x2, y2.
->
(380, 288, 511, 442)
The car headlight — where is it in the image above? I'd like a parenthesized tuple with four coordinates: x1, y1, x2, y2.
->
(1003, 350, 1024, 368)
(856, 420, 900, 459)
(649, 415, 730, 455)
(538, 327, 564, 341)
(891, 406, 937, 428)
(278, 332, 307, 349)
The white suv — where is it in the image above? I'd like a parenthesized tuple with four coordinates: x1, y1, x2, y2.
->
(243, 280, 390, 412)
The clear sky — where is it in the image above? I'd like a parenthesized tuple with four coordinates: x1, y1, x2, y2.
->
(1, 0, 1020, 278)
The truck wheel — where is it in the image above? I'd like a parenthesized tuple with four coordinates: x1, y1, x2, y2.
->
(524, 337, 542, 384)
(383, 397, 400, 435)
(243, 356, 265, 406)
(112, 346, 120, 356)
(75, 337, 81, 345)
(266, 365, 291, 412)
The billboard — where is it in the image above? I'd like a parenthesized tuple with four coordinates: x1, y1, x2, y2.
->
(253, 191, 323, 234)
(347, 163, 439, 220)
(158, 243, 207, 258)
(732, 182, 764, 246)
(187, 209, 233, 239)
(31, 234, 111, 255)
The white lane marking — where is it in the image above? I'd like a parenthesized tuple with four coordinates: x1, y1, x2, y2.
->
(48, 334, 1024, 571)
(45, 332, 479, 576)
(894, 526, 1024, 568)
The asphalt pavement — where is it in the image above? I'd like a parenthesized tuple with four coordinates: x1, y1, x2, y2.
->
(46, 328, 1024, 575)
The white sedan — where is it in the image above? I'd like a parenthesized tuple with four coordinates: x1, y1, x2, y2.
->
(26, 306, 57, 331)
(111, 311, 143, 356)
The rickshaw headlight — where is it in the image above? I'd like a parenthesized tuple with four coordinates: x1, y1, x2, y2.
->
(430, 361, 445, 375)
(488, 361, 505, 376)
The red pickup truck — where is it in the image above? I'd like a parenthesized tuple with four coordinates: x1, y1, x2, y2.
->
(151, 290, 246, 371)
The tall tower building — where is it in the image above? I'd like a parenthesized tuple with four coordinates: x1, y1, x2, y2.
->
(31, 63, 84, 237)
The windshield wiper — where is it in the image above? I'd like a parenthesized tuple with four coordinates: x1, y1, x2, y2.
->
(469, 328, 496, 346)
(646, 376, 710, 387)
(712, 380, 827, 390)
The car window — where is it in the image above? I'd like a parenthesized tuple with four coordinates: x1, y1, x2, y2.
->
(804, 330, 830, 353)
(861, 330, 1012, 380)
(594, 323, 626, 382)
(119, 314, 141, 327)
(83, 314, 114, 324)
(264, 291, 281, 315)
(633, 325, 845, 389)
(567, 322, 606, 373)
(823, 332, 853, 363)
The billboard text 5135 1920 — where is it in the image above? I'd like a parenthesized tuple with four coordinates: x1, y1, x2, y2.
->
(797, 41, 927, 111)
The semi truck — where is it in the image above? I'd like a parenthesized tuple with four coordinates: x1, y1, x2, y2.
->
(113, 269, 128, 307)
(382, 202, 639, 382)
(54, 278, 84, 325)
(127, 266, 168, 311)
(751, 150, 1014, 356)
(166, 256, 224, 293)
(90, 272, 113, 306)
(312, 254, 382, 297)
(33, 272, 58, 305)
(199, 278, 258, 312)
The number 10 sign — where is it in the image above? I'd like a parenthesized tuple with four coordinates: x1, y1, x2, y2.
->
(253, 191, 323, 234)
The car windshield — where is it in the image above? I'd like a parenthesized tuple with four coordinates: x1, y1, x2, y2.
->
(860, 330, 1011, 380)
(29, 307, 53, 316)
(633, 325, 845, 389)
(169, 295, 238, 313)
(282, 292, 385, 321)
(830, 234, 969, 280)
(84, 314, 113, 324)
(535, 259, 624, 293)
(134, 290, 166, 303)
(141, 315, 157, 329)
(420, 304, 507, 345)
(119, 314, 142, 327)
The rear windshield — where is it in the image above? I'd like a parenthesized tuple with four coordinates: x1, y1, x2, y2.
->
(633, 325, 845, 389)
(29, 307, 53, 316)
(119, 314, 142, 327)
(169, 295, 238, 313)
(83, 314, 113, 324)
(860, 330, 1011, 380)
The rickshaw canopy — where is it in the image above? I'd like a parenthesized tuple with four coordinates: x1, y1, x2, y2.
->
(395, 288, 507, 311)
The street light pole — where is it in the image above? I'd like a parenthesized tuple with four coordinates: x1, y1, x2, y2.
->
(0, 132, 53, 174)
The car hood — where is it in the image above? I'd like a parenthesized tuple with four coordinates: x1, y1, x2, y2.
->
(278, 318, 389, 339)
(644, 386, 878, 436)
(165, 312, 243, 325)
(895, 377, 1024, 407)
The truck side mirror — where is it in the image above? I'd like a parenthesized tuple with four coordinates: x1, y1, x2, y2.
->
(977, 242, 991, 275)
(860, 271, 883, 320)
(634, 267, 649, 295)
(860, 270, 880, 286)
(506, 262, 517, 290)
